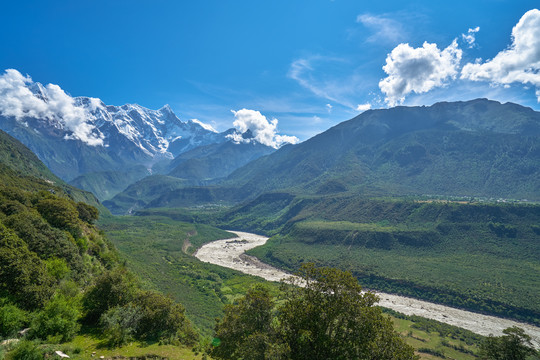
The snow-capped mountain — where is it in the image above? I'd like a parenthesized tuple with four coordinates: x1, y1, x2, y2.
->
(0, 82, 228, 183)
(0, 69, 295, 200)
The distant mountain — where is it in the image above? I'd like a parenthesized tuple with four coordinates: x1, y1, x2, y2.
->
(103, 137, 274, 213)
(0, 83, 226, 180)
(108, 99, 540, 213)
(224, 99, 540, 200)
(0, 79, 278, 200)
(168, 138, 275, 182)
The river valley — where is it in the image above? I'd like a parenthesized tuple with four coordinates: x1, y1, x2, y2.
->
(194, 231, 540, 348)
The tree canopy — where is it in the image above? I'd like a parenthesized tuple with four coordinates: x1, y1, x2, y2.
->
(211, 263, 418, 360)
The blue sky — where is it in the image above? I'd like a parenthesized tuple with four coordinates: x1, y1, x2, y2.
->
(1, 0, 539, 141)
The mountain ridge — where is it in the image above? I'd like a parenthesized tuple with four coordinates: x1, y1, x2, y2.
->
(106, 98, 540, 213)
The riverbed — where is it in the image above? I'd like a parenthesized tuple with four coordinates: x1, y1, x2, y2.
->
(194, 230, 540, 347)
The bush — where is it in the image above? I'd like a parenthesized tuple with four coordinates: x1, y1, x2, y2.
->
(6, 340, 43, 360)
(134, 290, 198, 345)
(100, 304, 142, 347)
(0, 300, 27, 338)
(0, 224, 54, 309)
(31, 294, 81, 342)
(82, 268, 138, 324)
(76, 202, 99, 224)
(36, 198, 80, 237)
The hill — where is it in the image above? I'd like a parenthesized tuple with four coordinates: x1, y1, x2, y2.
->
(223, 98, 540, 200)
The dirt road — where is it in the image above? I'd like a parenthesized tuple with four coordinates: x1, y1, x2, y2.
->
(194, 230, 540, 347)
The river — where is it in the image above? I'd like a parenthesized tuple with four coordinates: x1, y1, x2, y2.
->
(194, 230, 540, 347)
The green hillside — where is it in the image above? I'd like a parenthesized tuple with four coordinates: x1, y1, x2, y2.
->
(217, 194, 540, 325)
(0, 130, 201, 358)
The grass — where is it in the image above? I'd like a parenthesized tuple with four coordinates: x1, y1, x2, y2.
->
(59, 331, 201, 360)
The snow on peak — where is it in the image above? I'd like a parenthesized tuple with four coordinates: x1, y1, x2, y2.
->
(190, 118, 218, 133)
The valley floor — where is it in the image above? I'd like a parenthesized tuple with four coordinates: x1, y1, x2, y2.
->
(195, 230, 540, 348)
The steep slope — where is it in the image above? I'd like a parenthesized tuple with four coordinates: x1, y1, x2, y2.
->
(224, 98, 540, 200)
(0, 129, 103, 210)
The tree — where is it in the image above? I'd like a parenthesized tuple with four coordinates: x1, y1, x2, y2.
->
(0, 224, 54, 309)
(82, 267, 138, 324)
(211, 264, 418, 360)
(479, 326, 538, 360)
(278, 263, 417, 360)
(211, 284, 280, 360)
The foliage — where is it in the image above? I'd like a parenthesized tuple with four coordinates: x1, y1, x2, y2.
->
(6, 340, 44, 360)
(211, 284, 277, 360)
(76, 202, 99, 224)
(100, 303, 142, 346)
(0, 223, 54, 309)
(211, 264, 418, 360)
(37, 198, 81, 237)
(134, 290, 198, 344)
(479, 327, 538, 360)
(31, 293, 82, 342)
(82, 267, 138, 324)
(0, 300, 28, 338)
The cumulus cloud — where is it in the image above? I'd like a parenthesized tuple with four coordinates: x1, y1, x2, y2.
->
(191, 118, 218, 133)
(356, 103, 371, 112)
(462, 26, 480, 48)
(0, 69, 104, 146)
(357, 14, 405, 44)
(379, 40, 462, 106)
(461, 9, 540, 101)
(228, 109, 299, 148)
(325, 103, 333, 112)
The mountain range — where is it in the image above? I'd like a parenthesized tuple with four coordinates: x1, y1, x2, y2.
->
(105, 98, 540, 213)
(1, 81, 539, 214)
(0, 81, 277, 200)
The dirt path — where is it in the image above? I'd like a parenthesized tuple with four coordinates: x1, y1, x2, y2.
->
(194, 231, 540, 347)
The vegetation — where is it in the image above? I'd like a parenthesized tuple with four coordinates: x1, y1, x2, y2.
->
(98, 215, 279, 334)
(220, 195, 540, 325)
(0, 131, 201, 358)
(479, 327, 539, 360)
(211, 264, 418, 360)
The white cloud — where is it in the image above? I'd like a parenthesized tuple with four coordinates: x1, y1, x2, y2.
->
(462, 26, 480, 48)
(379, 40, 462, 106)
(0, 69, 104, 146)
(356, 103, 371, 112)
(325, 103, 333, 112)
(228, 108, 299, 148)
(357, 14, 405, 44)
(461, 9, 540, 101)
(190, 118, 218, 133)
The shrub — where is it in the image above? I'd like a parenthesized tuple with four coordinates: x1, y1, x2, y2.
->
(31, 294, 81, 342)
(7, 340, 43, 360)
(100, 304, 142, 347)
(0, 300, 27, 338)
